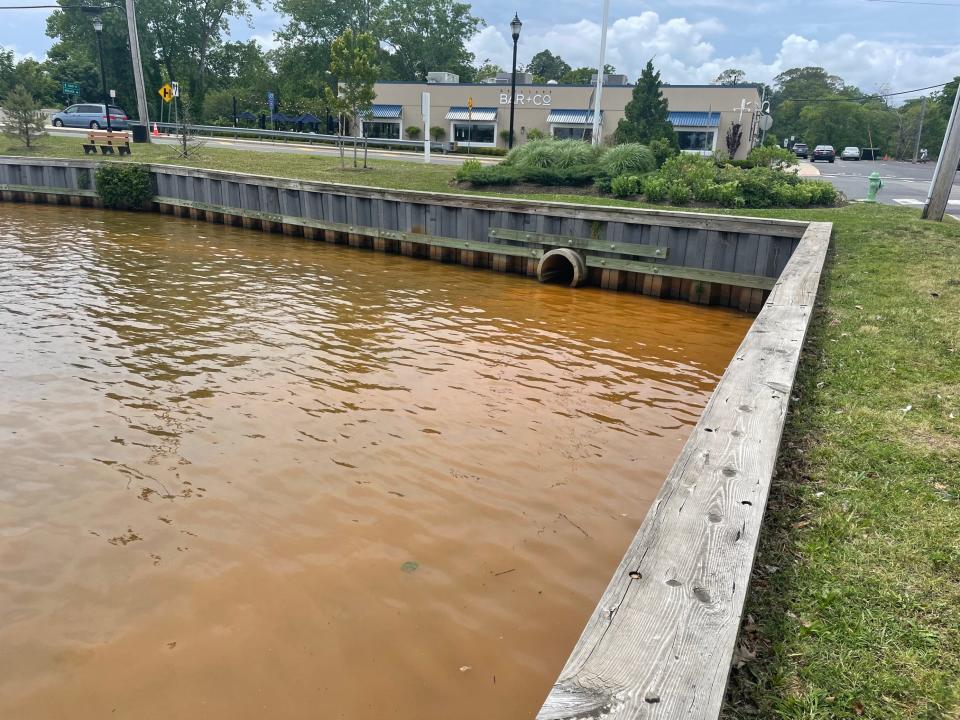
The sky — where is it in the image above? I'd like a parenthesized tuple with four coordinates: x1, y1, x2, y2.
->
(3, 0, 959, 101)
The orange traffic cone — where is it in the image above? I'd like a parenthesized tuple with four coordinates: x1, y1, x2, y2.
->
(152, 122, 159, 137)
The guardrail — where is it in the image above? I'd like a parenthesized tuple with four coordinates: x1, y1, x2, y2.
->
(151, 122, 450, 153)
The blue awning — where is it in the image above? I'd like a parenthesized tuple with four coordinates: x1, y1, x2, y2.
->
(547, 109, 602, 124)
(668, 111, 720, 128)
(359, 104, 402, 119)
(295, 113, 321, 123)
(445, 107, 497, 121)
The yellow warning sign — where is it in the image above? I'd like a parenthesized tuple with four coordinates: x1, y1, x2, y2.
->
(158, 83, 173, 103)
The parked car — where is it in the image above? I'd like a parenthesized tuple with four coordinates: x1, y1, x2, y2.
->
(841, 146, 862, 161)
(50, 103, 130, 130)
(793, 142, 809, 159)
(812, 145, 836, 163)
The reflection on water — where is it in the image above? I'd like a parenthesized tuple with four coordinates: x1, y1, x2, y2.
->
(0, 202, 751, 720)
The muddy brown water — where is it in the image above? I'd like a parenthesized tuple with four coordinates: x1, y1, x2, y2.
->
(0, 203, 752, 719)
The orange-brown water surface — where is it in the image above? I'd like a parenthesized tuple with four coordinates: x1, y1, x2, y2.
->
(0, 202, 752, 719)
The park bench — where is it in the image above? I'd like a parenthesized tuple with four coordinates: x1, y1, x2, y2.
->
(82, 130, 131, 156)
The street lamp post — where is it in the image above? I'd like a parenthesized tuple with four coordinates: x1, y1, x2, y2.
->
(508, 13, 522, 150)
(91, 16, 112, 132)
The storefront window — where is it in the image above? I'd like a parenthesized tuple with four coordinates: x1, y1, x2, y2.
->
(363, 121, 401, 140)
(453, 122, 496, 145)
(551, 126, 592, 142)
(676, 130, 715, 152)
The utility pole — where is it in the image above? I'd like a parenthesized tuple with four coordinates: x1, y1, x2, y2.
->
(124, 0, 150, 139)
(912, 96, 926, 163)
(921, 85, 960, 221)
(590, 0, 610, 146)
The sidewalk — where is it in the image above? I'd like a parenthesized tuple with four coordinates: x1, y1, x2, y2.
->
(795, 160, 821, 178)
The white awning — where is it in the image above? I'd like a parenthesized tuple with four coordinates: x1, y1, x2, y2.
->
(445, 107, 497, 122)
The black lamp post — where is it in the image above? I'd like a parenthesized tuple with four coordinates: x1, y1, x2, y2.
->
(92, 16, 112, 132)
(508, 12, 522, 150)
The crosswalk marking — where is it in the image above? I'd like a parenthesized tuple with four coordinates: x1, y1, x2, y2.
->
(893, 198, 960, 206)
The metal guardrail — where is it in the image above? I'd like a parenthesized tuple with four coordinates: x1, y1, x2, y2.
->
(151, 122, 450, 153)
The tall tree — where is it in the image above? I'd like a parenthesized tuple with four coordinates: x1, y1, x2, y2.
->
(45, 0, 258, 119)
(614, 59, 677, 148)
(713, 68, 746, 86)
(324, 29, 378, 168)
(560, 64, 616, 85)
(527, 50, 570, 83)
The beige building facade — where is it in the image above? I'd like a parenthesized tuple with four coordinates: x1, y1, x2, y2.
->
(363, 81, 763, 159)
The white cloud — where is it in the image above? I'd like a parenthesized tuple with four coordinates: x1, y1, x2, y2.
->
(468, 11, 960, 102)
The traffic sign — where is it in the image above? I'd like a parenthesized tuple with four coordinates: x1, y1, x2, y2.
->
(62, 81, 80, 95)
(158, 83, 173, 103)
(267, 91, 275, 112)
(758, 114, 773, 132)
(467, 96, 473, 110)
(171, 81, 179, 97)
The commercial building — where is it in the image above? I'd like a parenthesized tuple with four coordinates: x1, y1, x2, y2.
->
(361, 78, 763, 158)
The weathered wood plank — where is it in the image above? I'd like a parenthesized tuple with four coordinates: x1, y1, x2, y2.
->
(537, 220, 830, 720)
(488, 228, 669, 259)
(583, 256, 776, 290)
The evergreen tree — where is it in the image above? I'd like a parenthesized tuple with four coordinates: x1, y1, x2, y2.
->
(614, 60, 677, 148)
(2, 85, 46, 148)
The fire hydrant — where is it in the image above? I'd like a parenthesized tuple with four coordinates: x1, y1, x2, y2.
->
(866, 171, 883, 202)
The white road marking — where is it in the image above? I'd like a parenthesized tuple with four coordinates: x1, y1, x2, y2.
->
(893, 198, 923, 205)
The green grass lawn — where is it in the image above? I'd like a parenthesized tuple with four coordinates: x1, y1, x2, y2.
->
(3, 135, 960, 718)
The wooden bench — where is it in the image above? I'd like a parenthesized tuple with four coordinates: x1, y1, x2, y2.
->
(82, 131, 131, 156)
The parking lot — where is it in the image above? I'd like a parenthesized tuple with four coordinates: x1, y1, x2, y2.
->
(807, 158, 960, 212)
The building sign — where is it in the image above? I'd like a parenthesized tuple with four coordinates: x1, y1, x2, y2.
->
(498, 92, 552, 106)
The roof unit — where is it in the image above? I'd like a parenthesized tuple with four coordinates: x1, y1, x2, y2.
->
(590, 73, 629, 86)
(494, 71, 533, 85)
(427, 72, 460, 84)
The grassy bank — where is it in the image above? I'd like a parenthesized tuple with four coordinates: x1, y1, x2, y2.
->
(723, 206, 960, 719)
(3, 135, 960, 717)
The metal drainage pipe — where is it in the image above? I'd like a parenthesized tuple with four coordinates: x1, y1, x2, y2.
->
(537, 248, 587, 287)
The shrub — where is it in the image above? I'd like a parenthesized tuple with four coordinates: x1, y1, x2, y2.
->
(592, 173, 612, 194)
(659, 153, 717, 189)
(405, 125, 421, 140)
(95, 164, 154, 210)
(600, 143, 655, 176)
(648, 137, 678, 167)
(452, 146, 506, 156)
(499, 129, 513, 145)
(455, 159, 482, 181)
(668, 180, 692, 205)
(429, 126, 445, 141)
(745, 145, 798, 169)
(526, 128, 545, 140)
(713, 181, 743, 207)
(610, 174, 641, 198)
(806, 181, 839, 206)
(457, 164, 520, 186)
(642, 176, 669, 202)
(520, 164, 597, 186)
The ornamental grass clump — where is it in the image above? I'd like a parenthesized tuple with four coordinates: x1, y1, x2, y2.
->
(599, 143, 656, 177)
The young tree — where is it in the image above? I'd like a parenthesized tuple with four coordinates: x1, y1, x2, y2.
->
(324, 29, 378, 169)
(614, 60, 677, 148)
(527, 50, 570, 83)
(2, 85, 47, 148)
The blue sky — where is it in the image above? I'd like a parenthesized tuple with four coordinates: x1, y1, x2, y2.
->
(4, 0, 959, 100)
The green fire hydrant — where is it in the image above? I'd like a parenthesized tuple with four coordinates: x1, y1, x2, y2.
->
(866, 171, 883, 202)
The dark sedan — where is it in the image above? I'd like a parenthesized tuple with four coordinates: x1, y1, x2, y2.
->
(812, 145, 836, 163)
(793, 142, 809, 159)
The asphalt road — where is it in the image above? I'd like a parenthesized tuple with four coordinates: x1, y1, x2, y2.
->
(806, 158, 960, 213)
(46, 126, 493, 166)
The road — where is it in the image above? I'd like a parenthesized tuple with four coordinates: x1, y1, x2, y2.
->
(46, 126, 494, 166)
(805, 158, 960, 213)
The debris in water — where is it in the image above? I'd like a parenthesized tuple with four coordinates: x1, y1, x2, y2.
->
(401, 561, 419, 573)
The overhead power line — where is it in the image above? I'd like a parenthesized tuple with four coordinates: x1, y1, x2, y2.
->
(867, 0, 960, 6)
(780, 81, 952, 104)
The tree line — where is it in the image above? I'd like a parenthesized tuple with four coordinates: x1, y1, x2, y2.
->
(1, 0, 957, 159)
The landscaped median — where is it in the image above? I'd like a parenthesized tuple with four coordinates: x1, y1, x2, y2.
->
(2, 135, 958, 718)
